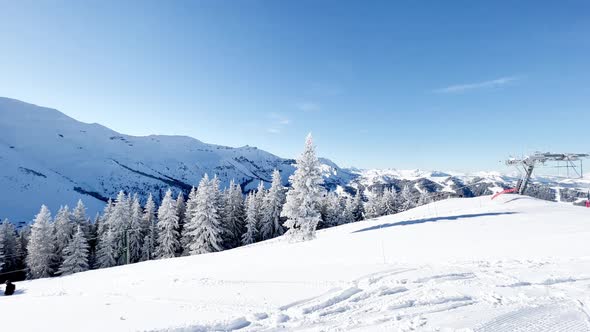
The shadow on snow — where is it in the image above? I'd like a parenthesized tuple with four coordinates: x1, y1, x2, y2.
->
(353, 212, 518, 234)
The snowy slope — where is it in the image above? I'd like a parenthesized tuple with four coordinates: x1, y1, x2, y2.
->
(351, 168, 590, 205)
(2, 195, 590, 331)
(0, 97, 355, 222)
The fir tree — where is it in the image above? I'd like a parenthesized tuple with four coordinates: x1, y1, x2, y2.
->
(350, 189, 365, 222)
(260, 170, 286, 240)
(242, 192, 259, 245)
(142, 193, 157, 260)
(95, 229, 116, 269)
(128, 195, 144, 263)
(155, 189, 180, 259)
(53, 206, 74, 262)
(57, 225, 89, 276)
(185, 174, 225, 254)
(72, 199, 89, 238)
(222, 180, 245, 249)
(364, 190, 384, 219)
(400, 185, 415, 211)
(108, 191, 131, 264)
(381, 188, 398, 215)
(282, 134, 325, 241)
(26, 205, 56, 279)
(0, 219, 17, 272)
(15, 226, 31, 270)
(342, 196, 356, 224)
(322, 193, 342, 227)
(175, 192, 187, 255)
(417, 190, 432, 206)
(97, 199, 114, 239)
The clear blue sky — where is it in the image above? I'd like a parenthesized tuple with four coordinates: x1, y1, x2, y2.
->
(1, 1, 589, 171)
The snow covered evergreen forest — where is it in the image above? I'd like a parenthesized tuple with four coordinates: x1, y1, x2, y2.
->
(0, 134, 436, 280)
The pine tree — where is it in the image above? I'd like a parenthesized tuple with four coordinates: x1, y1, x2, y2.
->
(400, 185, 415, 212)
(128, 195, 144, 263)
(322, 193, 342, 227)
(26, 205, 56, 279)
(341, 196, 355, 224)
(72, 199, 90, 238)
(0, 219, 17, 272)
(282, 134, 325, 241)
(155, 189, 180, 259)
(57, 225, 89, 275)
(175, 192, 187, 255)
(417, 190, 432, 206)
(185, 174, 225, 254)
(242, 192, 259, 245)
(260, 170, 286, 240)
(53, 206, 74, 263)
(350, 189, 365, 222)
(222, 181, 245, 249)
(364, 190, 384, 219)
(381, 188, 398, 215)
(95, 229, 116, 269)
(108, 191, 131, 265)
(97, 199, 114, 239)
(142, 193, 157, 260)
(15, 226, 31, 270)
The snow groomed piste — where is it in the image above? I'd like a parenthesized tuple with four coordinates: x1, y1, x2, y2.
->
(2, 194, 590, 331)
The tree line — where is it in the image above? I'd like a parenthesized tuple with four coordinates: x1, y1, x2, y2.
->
(0, 134, 435, 280)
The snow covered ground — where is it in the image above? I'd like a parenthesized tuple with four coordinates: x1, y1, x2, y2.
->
(2, 195, 590, 331)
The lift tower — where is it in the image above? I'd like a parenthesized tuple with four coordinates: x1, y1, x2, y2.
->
(506, 152, 589, 195)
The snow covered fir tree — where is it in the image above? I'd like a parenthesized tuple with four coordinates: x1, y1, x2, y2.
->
(0, 134, 443, 281)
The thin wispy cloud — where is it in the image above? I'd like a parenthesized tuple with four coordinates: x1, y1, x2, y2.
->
(296, 102, 321, 112)
(267, 112, 290, 134)
(434, 76, 521, 94)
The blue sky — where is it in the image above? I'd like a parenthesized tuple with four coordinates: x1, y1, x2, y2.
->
(1, 1, 589, 171)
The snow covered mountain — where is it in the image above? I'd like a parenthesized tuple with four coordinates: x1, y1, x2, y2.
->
(3, 195, 590, 331)
(348, 168, 590, 206)
(1, 97, 587, 224)
(0, 97, 355, 223)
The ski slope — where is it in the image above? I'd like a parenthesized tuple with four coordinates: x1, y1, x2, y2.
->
(2, 195, 590, 331)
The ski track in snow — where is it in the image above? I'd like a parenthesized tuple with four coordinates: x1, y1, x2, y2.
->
(167, 261, 590, 332)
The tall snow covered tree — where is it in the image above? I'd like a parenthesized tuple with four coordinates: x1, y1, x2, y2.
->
(321, 192, 342, 228)
(128, 195, 144, 263)
(381, 188, 398, 215)
(0, 219, 17, 272)
(72, 199, 89, 238)
(57, 225, 89, 276)
(175, 192, 187, 255)
(242, 192, 259, 245)
(53, 206, 74, 263)
(349, 189, 365, 222)
(142, 193, 157, 260)
(95, 229, 116, 269)
(15, 226, 31, 270)
(185, 174, 225, 255)
(155, 189, 180, 259)
(340, 196, 355, 224)
(364, 190, 384, 219)
(26, 205, 56, 279)
(97, 199, 114, 239)
(260, 170, 286, 240)
(282, 134, 325, 241)
(417, 190, 432, 206)
(400, 185, 415, 212)
(108, 191, 131, 265)
(181, 187, 198, 254)
(222, 180, 245, 249)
